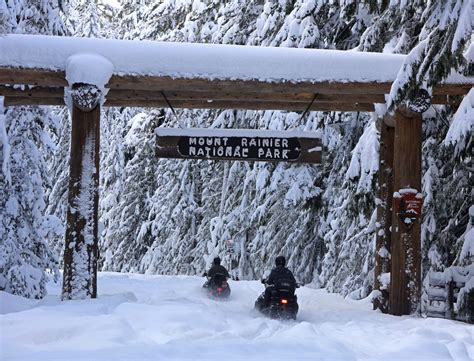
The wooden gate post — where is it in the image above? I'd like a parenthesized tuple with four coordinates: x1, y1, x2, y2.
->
(374, 116, 395, 313)
(389, 106, 422, 315)
(62, 84, 101, 300)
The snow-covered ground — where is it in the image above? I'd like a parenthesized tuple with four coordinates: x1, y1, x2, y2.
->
(1, 273, 473, 361)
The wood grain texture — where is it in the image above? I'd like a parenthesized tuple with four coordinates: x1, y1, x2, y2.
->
(374, 120, 394, 313)
(389, 107, 422, 316)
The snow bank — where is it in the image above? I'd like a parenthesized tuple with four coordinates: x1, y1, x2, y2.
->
(1, 273, 473, 361)
(0, 34, 471, 84)
(0, 291, 38, 314)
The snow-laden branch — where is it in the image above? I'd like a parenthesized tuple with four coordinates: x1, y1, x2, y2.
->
(386, 0, 472, 111)
(444, 88, 473, 154)
(346, 120, 379, 194)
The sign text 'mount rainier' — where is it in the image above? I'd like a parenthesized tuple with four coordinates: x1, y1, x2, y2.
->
(178, 136, 302, 161)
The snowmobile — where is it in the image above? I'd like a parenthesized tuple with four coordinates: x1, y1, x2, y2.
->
(255, 279, 299, 320)
(203, 273, 231, 299)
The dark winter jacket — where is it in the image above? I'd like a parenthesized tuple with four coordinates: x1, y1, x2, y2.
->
(207, 264, 230, 279)
(267, 266, 296, 288)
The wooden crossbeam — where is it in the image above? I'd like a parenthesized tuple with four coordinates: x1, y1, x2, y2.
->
(109, 90, 386, 103)
(105, 99, 375, 111)
(0, 67, 470, 98)
(0, 85, 64, 97)
(109, 75, 394, 95)
(0, 68, 68, 87)
(0, 68, 390, 94)
(2, 96, 375, 111)
(0, 85, 385, 102)
(3, 97, 65, 106)
(109, 76, 472, 96)
(0, 85, 457, 106)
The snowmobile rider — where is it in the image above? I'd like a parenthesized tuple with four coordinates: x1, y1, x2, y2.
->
(255, 255, 296, 310)
(203, 256, 230, 288)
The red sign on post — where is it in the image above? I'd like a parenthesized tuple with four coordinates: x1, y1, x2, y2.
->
(393, 188, 423, 227)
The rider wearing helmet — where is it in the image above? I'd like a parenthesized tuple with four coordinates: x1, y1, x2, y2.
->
(255, 255, 296, 310)
(266, 256, 296, 287)
(204, 256, 230, 288)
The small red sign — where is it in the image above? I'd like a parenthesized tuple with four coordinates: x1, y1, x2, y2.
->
(393, 189, 423, 227)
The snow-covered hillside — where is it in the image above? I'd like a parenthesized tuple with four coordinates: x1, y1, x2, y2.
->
(1, 273, 473, 361)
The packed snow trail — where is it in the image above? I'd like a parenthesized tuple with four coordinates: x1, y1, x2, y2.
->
(1, 273, 473, 361)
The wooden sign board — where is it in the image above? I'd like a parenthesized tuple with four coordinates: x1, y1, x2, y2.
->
(155, 128, 322, 164)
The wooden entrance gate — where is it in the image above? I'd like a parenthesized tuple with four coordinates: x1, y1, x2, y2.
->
(0, 34, 471, 315)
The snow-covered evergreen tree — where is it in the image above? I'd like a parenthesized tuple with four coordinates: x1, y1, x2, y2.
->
(387, 0, 471, 108)
(0, 0, 14, 33)
(0, 0, 66, 298)
(67, 0, 102, 38)
(45, 108, 70, 261)
(101, 111, 161, 271)
(0, 102, 62, 298)
(7, 0, 65, 35)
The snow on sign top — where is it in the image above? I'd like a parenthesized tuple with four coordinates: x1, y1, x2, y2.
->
(0, 34, 469, 85)
(155, 128, 321, 139)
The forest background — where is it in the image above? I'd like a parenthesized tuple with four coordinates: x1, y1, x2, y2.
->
(0, 0, 472, 312)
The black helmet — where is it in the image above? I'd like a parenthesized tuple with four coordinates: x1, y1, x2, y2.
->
(213, 257, 221, 265)
(275, 256, 286, 267)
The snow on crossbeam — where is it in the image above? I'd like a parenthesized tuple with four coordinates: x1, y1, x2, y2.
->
(0, 34, 406, 83)
(64, 54, 114, 109)
(0, 34, 471, 109)
(65, 54, 114, 89)
(0, 34, 471, 85)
